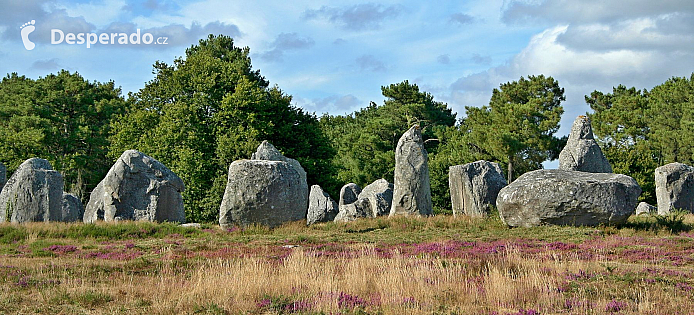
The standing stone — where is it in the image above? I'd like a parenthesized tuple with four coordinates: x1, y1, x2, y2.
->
(655, 162, 694, 215)
(358, 179, 393, 217)
(0, 158, 64, 223)
(62, 193, 84, 222)
(449, 160, 507, 217)
(497, 169, 641, 227)
(0, 162, 6, 193)
(84, 150, 185, 223)
(252, 141, 309, 212)
(635, 202, 656, 216)
(390, 125, 433, 216)
(334, 198, 372, 222)
(339, 183, 362, 207)
(559, 116, 613, 173)
(219, 160, 305, 228)
(307, 185, 338, 225)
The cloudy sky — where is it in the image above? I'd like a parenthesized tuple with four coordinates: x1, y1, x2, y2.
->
(1, 0, 693, 139)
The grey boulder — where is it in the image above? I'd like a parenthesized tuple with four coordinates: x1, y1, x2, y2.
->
(635, 202, 656, 216)
(252, 140, 308, 205)
(358, 179, 394, 217)
(339, 183, 361, 207)
(655, 162, 694, 215)
(497, 169, 641, 227)
(61, 193, 84, 222)
(0, 158, 64, 223)
(559, 116, 613, 173)
(334, 198, 372, 222)
(219, 160, 305, 228)
(449, 160, 507, 217)
(307, 185, 338, 225)
(84, 150, 185, 223)
(390, 125, 433, 217)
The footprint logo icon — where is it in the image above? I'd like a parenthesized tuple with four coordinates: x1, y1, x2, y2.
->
(20, 20, 36, 51)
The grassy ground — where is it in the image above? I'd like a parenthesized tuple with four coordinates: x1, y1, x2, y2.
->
(0, 213, 692, 314)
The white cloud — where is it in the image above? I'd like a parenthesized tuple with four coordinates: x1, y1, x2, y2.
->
(449, 24, 694, 134)
(303, 3, 404, 31)
(258, 33, 315, 62)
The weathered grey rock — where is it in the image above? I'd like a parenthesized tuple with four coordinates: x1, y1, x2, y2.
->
(449, 161, 507, 217)
(61, 193, 84, 222)
(358, 179, 393, 217)
(180, 223, 201, 228)
(559, 116, 613, 173)
(339, 183, 362, 207)
(635, 202, 656, 216)
(334, 198, 372, 222)
(0, 162, 6, 193)
(497, 169, 641, 227)
(0, 158, 64, 223)
(655, 162, 694, 215)
(252, 140, 309, 212)
(390, 125, 433, 216)
(219, 160, 305, 228)
(307, 185, 338, 225)
(84, 150, 185, 223)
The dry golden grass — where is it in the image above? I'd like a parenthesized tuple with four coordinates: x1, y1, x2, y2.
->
(0, 213, 692, 314)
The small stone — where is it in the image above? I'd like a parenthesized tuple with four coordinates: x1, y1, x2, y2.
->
(655, 162, 694, 215)
(558, 116, 613, 173)
(449, 160, 507, 217)
(307, 185, 338, 225)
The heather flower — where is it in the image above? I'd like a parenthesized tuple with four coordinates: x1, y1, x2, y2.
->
(605, 300, 627, 312)
(337, 292, 366, 309)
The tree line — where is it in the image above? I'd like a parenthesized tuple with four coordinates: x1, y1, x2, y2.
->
(1, 35, 691, 221)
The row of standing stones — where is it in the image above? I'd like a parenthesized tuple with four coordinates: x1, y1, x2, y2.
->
(0, 116, 691, 227)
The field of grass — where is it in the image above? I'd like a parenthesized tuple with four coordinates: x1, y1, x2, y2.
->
(0, 213, 692, 314)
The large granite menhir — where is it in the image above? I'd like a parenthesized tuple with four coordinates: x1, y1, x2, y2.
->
(219, 160, 305, 228)
(389, 125, 432, 217)
(449, 160, 507, 217)
(84, 150, 185, 223)
(559, 116, 612, 173)
(497, 169, 641, 227)
(252, 141, 309, 213)
(656, 162, 694, 215)
(0, 158, 64, 223)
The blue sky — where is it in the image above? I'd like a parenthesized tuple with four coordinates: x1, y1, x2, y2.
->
(1, 0, 693, 141)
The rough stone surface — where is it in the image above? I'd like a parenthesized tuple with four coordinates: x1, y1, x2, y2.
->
(358, 179, 393, 217)
(252, 141, 308, 213)
(655, 162, 694, 215)
(635, 202, 656, 216)
(559, 116, 613, 173)
(497, 169, 641, 227)
(449, 161, 507, 217)
(84, 150, 185, 223)
(307, 185, 338, 225)
(339, 183, 362, 207)
(0, 162, 6, 194)
(0, 158, 64, 223)
(61, 193, 84, 222)
(390, 125, 433, 216)
(219, 160, 305, 228)
(334, 198, 372, 222)
(180, 223, 201, 228)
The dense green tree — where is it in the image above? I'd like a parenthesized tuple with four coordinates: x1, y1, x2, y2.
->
(587, 74, 694, 204)
(464, 75, 565, 182)
(0, 71, 126, 197)
(320, 81, 456, 198)
(109, 34, 334, 223)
